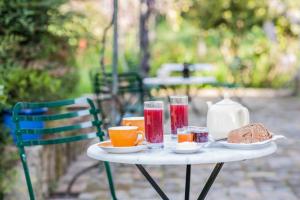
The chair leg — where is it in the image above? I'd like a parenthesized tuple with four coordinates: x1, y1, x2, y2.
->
(18, 147, 35, 200)
(104, 161, 118, 200)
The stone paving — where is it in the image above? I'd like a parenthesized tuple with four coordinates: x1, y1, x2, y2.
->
(51, 97, 300, 200)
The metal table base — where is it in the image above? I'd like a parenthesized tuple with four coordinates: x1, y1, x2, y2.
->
(136, 163, 224, 200)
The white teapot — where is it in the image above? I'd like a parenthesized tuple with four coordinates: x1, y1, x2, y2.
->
(206, 96, 250, 139)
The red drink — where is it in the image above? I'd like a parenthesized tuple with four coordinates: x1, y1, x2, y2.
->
(170, 104, 188, 136)
(144, 101, 164, 148)
(144, 109, 164, 144)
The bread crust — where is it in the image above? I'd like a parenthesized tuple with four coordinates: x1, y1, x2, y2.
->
(227, 123, 272, 143)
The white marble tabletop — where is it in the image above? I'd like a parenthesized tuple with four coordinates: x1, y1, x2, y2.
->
(87, 135, 277, 165)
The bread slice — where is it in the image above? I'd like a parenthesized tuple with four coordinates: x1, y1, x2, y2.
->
(227, 123, 272, 143)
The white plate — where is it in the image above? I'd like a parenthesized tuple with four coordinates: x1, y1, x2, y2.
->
(97, 141, 147, 154)
(218, 135, 285, 150)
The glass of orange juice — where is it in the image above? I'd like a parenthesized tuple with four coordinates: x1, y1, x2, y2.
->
(177, 127, 194, 143)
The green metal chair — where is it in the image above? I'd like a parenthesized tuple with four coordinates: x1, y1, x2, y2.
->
(93, 71, 152, 126)
(12, 97, 117, 200)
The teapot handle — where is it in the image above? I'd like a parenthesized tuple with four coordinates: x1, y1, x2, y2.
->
(238, 107, 249, 126)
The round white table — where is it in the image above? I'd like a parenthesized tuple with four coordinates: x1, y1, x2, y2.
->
(87, 135, 277, 200)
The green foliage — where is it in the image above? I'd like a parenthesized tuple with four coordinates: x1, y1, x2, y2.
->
(150, 0, 299, 88)
(0, 0, 81, 106)
(151, 21, 200, 76)
(0, 67, 79, 108)
(0, 84, 6, 111)
(184, 0, 268, 35)
(0, 0, 86, 67)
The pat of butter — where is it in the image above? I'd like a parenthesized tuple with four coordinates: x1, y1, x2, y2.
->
(176, 142, 197, 150)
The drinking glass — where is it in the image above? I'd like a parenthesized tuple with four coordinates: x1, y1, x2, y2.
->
(144, 101, 164, 148)
(177, 127, 194, 143)
(190, 126, 209, 143)
(170, 96, 189, 137)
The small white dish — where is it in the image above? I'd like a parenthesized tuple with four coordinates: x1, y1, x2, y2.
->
(218, 134, 285, 150)
(171, 142, 205, 154)
(97, 141, 147, 154)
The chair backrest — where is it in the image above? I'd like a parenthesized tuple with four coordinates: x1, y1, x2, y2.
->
(93, 72, 144, 96)
(13, 97, 104, 147)
(93, 72, 145, 126)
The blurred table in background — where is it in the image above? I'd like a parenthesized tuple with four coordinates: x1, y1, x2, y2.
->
(143, 63, 217, 114)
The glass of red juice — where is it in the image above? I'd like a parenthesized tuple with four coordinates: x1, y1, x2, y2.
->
(170, 96, 188, 138)
(144, 101, 164, 148)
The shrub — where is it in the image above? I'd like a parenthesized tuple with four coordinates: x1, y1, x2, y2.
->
(0, 0, 78, 67)
(0, 0, 81, 106)
(0, 67, 79, 108)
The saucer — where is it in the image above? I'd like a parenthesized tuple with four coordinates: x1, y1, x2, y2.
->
(97, 141, 147, 154)
(171, 142, 205, 154)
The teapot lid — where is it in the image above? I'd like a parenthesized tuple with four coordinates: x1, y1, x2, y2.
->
(215, 94, 241, 106)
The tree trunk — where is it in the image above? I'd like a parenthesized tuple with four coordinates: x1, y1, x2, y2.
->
(112, 0, 118, 95)
(139, 0, 155, 77)
(111, 0, 119, 125)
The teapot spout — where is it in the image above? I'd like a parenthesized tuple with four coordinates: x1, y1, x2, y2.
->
(206, 101, 212, 109)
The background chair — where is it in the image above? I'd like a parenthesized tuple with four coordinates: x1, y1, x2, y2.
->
(12, 97, 117, 200)
(92, 71, 152, 126)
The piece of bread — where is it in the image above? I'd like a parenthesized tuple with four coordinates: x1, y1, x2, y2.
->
(227, 123, 272, 143)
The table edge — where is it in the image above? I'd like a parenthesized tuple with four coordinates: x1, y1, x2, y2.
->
(86, 143, 278, 165)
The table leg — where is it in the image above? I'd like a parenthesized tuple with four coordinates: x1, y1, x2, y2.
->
(197, 163, 224, 200)
(136, 164, 170, 200)
(185, 165, 191, 200)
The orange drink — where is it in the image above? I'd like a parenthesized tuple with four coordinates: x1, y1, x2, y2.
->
(177, 127, 194, 143)
(178, 133, 194, 143)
